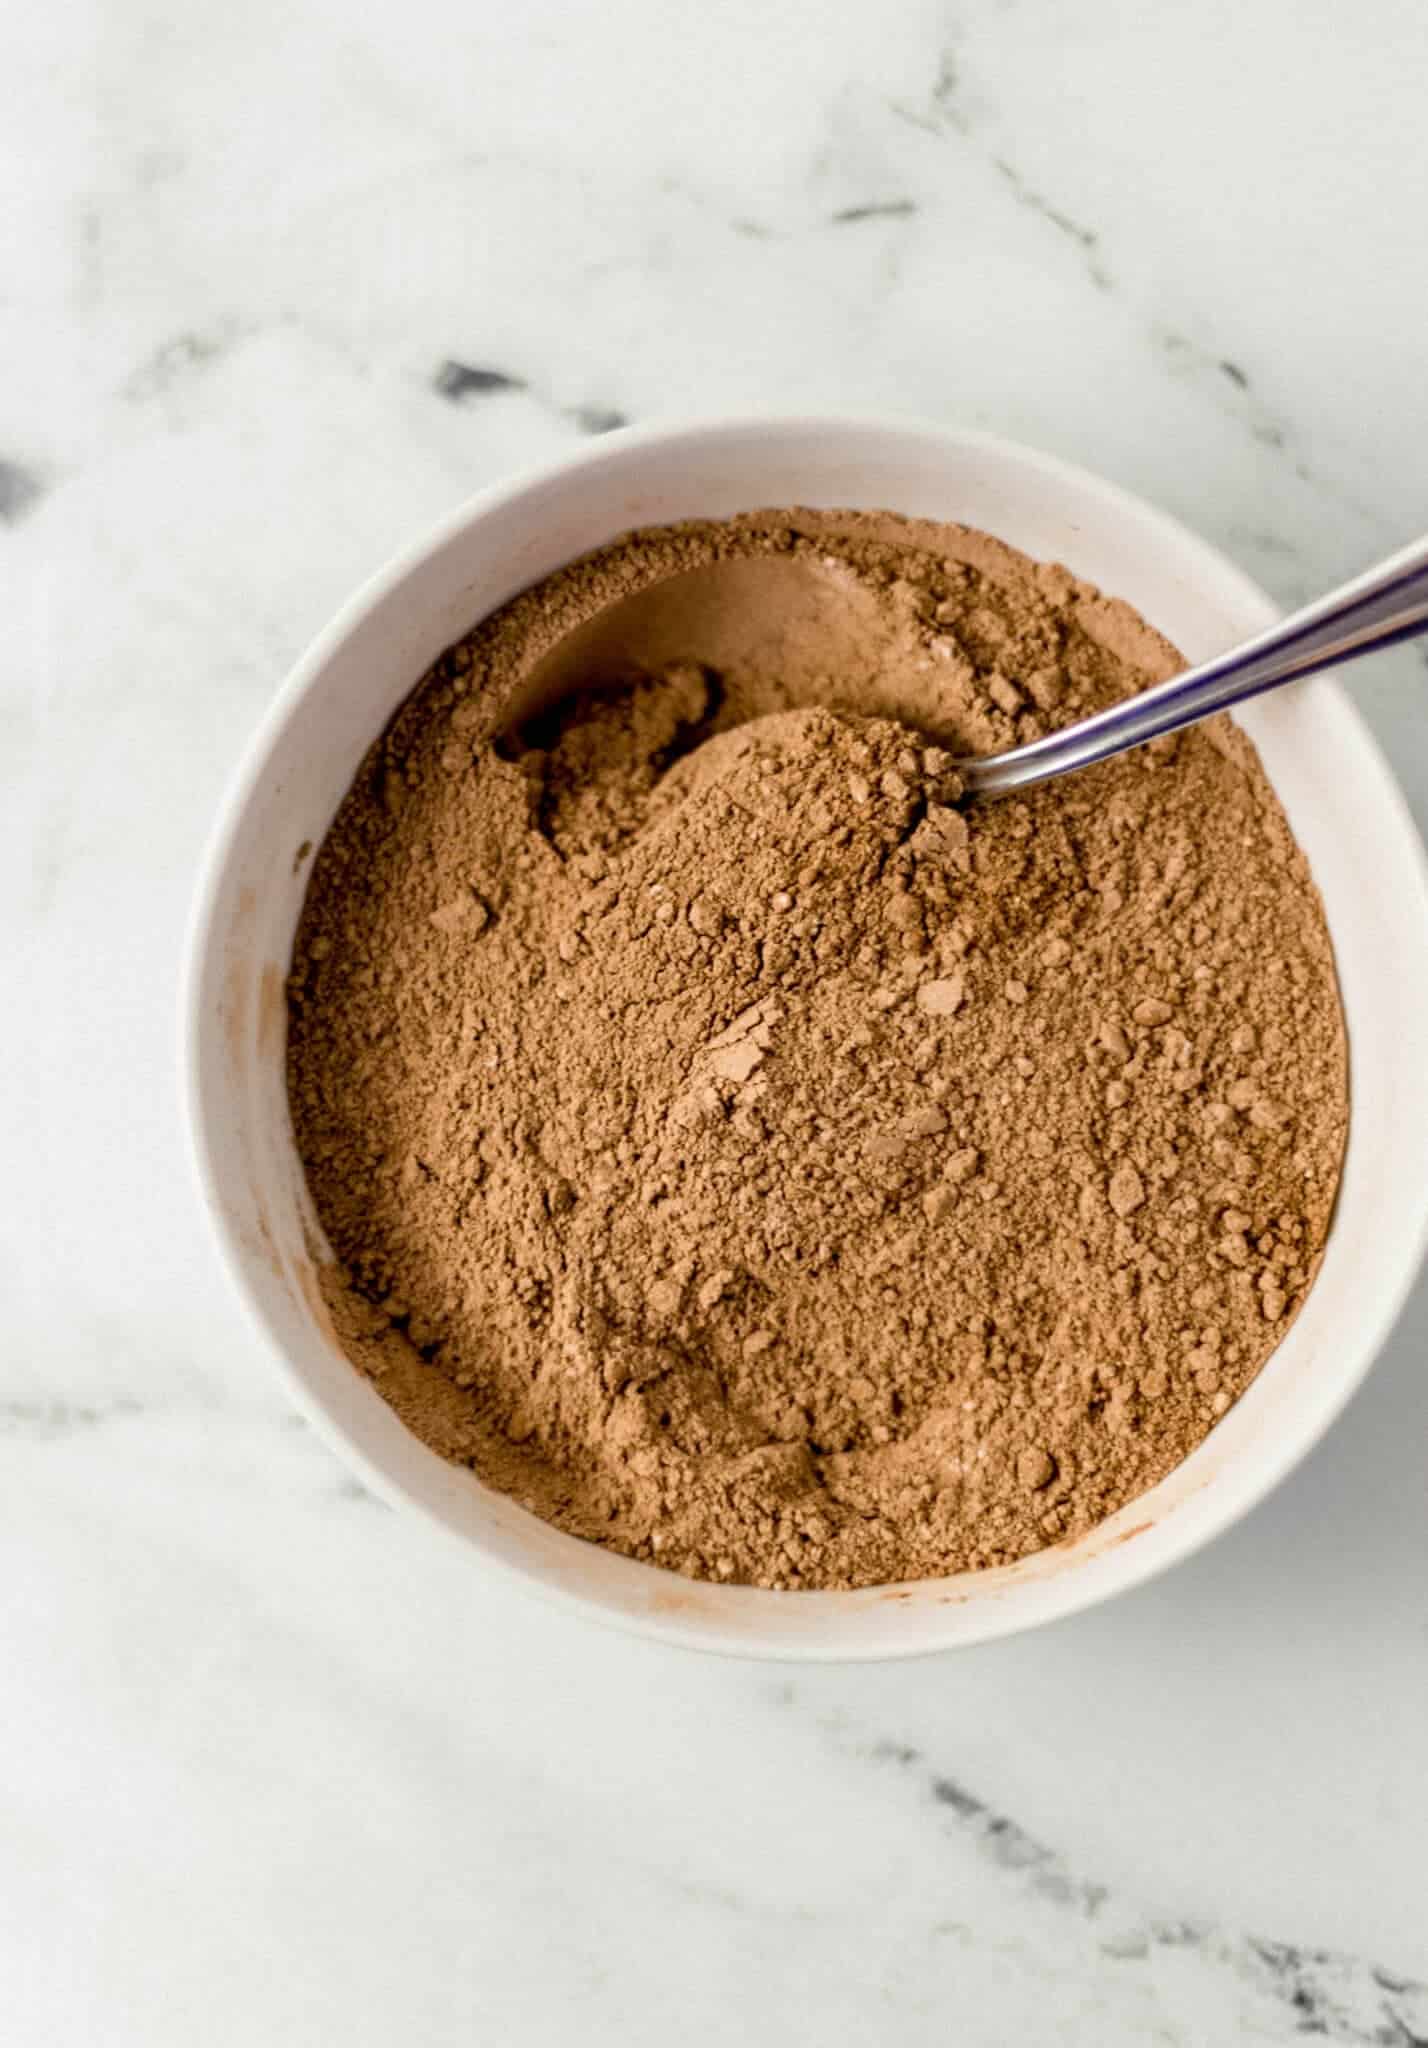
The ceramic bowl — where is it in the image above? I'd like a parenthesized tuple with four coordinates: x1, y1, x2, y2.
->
(184, 416, 1428, 1658)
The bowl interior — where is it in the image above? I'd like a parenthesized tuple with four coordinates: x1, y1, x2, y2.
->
(187, 418, 1428, 1657)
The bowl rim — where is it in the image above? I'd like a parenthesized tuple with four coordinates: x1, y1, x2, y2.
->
(181, 410, 1428, 1659)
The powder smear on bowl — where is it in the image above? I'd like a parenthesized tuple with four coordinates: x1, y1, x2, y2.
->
(286, 510, 1347, 1590)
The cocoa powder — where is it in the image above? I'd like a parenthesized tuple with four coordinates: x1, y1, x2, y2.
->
(286, 509, 1347, 1589)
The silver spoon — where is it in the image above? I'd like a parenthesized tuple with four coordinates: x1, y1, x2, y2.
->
(958, 533, 1428, 799)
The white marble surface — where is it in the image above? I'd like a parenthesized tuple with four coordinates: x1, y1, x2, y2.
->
(5, 3, 1428, 2040)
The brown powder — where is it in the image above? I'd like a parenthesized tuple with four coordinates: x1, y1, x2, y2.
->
(286, 509, 1348, 1590)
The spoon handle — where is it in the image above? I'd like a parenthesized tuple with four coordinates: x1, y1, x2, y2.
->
(961, 532, 1428, 798)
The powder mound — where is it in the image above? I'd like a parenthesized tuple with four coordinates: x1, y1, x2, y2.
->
(287, 507, 1348, 1590)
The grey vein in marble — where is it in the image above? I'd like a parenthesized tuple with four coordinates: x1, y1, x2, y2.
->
(889, 48, 967, 137)
(433, 359, 527, 400)
(882, 41, 1402, 556)
(0, 458, 44, 524)
(1148, 323, 1393, 540)
(0, 1396, 145, 1439)
(892, 51, 1115, 297)
(433, 358, 627, 435)
(1152, 326, 1288, 450)
(989, 156, 1112, 290)
(124, 325, 242, 402)
(567, 403, 629, 435)
(334, 1471, 382, 1504)
(829, 1722, 1428, 2046)
(830, 198, 919, 224)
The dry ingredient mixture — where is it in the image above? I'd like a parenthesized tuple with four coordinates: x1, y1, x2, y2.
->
(287, 509, 1348, 1589)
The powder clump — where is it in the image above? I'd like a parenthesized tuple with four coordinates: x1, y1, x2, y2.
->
(287, 508, 1347, 1590)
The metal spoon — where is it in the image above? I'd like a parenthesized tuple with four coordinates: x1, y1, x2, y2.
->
(958, 533, 1428, 799)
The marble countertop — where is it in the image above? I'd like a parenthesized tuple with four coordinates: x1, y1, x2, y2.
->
(6, 2, 1427, 2040)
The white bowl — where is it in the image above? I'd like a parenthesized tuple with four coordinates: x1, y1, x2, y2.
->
(184, 416, 1428, 1659)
